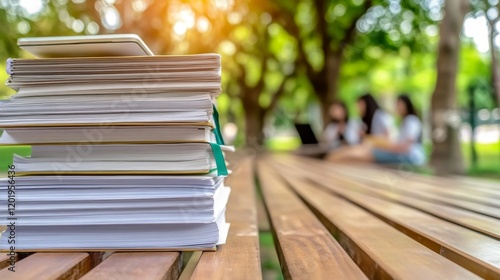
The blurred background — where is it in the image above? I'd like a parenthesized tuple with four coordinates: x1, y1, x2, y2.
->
(1, 1, 499, 279)
(0, 0, 499, 178)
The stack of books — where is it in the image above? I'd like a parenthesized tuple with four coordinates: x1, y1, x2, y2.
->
(0, 35, 231, 251)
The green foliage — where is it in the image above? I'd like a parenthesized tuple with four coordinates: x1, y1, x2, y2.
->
(0, 145, 31, 171)
(0, 0, 498, 146)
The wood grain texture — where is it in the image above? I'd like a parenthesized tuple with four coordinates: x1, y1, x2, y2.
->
(80, 252, 181, 280)
(273, 164, 481, 279)
(452, 176, 500, 190)
(0, 253, 15, 270)
(272, 155, 500, 279)
(0, 253, 92, 280)
(190, 158, 262, 280)
(257, 160, 367, 280)
(276, 156, 500, 239)
(329, 165, 500, 219)
(340, 165, 500, 207)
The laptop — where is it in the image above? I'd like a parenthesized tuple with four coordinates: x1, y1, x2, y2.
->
(18, 34, 154, 58)
(294, 123, 319, 145)
(294, 123, 329, 158)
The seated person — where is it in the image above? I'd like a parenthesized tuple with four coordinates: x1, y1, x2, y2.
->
(326, 94, 425, 166)
(357, 93, 393, 141)
(323, 101, 360, 149)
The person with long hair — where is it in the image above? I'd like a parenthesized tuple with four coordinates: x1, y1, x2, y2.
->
(357, 93, 393, 139)
(323, 101, 360, 148)
(326, 94, 426, 165)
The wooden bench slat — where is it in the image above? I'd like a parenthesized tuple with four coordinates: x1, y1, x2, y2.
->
(80, 252, 181, 280)
(416, 176, 500, 202)
(257, 160, 367, 280)
(452, 176, 500, 190)
(277, 156, 500, 239)
(0, 254, 14, 270)
(274, 167, 481, 279)
(329, 165, 500, 219)
(271, 156, 500, 279)
(190, 158, 261, 280)
(0, 253, 92, 280)
(342, 165, 500, 205)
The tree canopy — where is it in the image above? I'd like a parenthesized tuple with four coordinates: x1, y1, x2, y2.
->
(0, 0, 497, 148)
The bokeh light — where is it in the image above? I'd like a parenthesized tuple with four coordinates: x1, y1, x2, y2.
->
(19, 0, 43, 14)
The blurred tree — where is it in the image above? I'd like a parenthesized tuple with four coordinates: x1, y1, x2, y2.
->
(487, 1, 500, 107)
(273, 0, 439, 124)
(0, 0, 496, 148)
(470, 0, 500, 106)
(431, 0, 469, 174)
(0, 0, 299, 146)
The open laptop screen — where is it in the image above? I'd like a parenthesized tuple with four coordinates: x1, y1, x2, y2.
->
(294, 123, 319, 145)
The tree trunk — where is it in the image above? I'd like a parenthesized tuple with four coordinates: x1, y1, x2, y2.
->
(242, 92, 265, 147)
(315, 49, 344, 127)
(488, 17, 500, 106)
(430, 0, 469, 175)
(243, 109, 264, 147)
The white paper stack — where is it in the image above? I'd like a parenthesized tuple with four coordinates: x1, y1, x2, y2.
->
(0, 36, 231, 251)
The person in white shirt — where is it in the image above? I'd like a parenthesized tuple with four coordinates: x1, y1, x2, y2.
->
(326, 94, 425, 165)
(323, 101, 360, 149)
(357, 93, 393, 138)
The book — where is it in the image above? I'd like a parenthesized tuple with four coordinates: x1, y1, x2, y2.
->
(0, 173, 230, 250)
(17, 34, 155, 57)
(12, 143, 233, 175)
(0, 179, 230, 225)
(0, 126, 216, 145)
(0, 35, 231, 251)
(6, 55, 221, 93)
(2, 214, 229, 251)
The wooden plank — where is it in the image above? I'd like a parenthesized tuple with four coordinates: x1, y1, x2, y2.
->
(329, 165, 500, 219)
(275, 168, 481, 279)
(80, 252, 181, 280)
(352, 165, 500, 204)
(277, 156, 500, 239)
(0, 254, 15, 270)
(270, 156, 500, 279)
(0, 253, 92, 280)
(190, 158, 262, 280)
(452, 176, 500, 190)
(178, 251, 202, 280)
(257, 160, 367, 279)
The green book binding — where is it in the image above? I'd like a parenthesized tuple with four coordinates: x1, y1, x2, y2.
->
(209, 142, 228, 176)
(212, 105, 225, 145)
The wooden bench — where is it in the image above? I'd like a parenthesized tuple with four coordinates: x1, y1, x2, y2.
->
(1, 154, 499, 279)
(0, 158, 261, 280)
(268, 154, 500, 279)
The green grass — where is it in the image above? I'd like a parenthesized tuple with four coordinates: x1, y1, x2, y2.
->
(0, 145, 31, 171)
(462, 141, 500, 178)
(259, 232, 283, 280)
(264, 137, 300, 151)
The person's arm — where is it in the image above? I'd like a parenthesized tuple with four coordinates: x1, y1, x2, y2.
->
(379, 116, 421, 153)
(364, 111, 392, 144)
(378, 139, 413, 153)
(322, 124, 339, 144)
(380, 112, 394, 139)
(344, 120, 361, 144)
